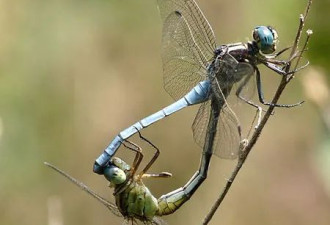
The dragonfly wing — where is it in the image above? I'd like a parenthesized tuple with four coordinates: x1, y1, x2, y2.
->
(157, 0, 217, 54)
(235, 62, 255, 77)
(234, 62, 256, 101)
(211, 60, 254, 159)
(192, 101, 241, 159)
(212, 104, 241, 159)
(215, 54, 256, 107)
(161, 10, 207, 100)
(192, 101, 211, 148)
(157, 0, 216, 100)
(192, 57, 254, 159)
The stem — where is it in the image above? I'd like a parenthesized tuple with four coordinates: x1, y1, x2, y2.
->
(202, 1, 312, 224)
(44, 162, 122, 217)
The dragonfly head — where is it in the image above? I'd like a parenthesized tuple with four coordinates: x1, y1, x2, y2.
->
(104, 157, 129, 185)
(252, 26, 278, 54)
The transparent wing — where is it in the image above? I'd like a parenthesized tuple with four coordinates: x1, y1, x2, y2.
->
(157, 0, 217, 100)
(213, 61, 254, 158)
(213, 105, 241, 159)
(235, 62, 255, 80)
(214, 55, 255, 106)
(192, 56, 255, 159)
(192, 101, 211, 148)
(213, 60, 254, 159)
(234, 62, 257, 103)
(157, 0, 217, 55)
(161, 10, 207, 100)
(192, 101, 241, 159)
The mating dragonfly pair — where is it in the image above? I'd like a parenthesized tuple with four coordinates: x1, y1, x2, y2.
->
(48, 0, 308, 224)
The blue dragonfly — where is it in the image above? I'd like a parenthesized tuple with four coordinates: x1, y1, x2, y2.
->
(94, 0, 305, 181)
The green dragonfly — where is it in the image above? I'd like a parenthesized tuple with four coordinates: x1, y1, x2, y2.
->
(46, 131, 212, 224)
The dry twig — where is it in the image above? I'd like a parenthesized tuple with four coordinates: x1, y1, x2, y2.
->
(202, 1, 313, 224)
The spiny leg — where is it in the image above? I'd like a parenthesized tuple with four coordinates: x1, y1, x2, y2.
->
(122, 139, 143, 177)
(255, 67, 304, 107)
(141, 172, 172, 179)
(123, 129, 171, 179)
(236, 71, 265, 110)
(265, 47, 306, 66)
(265, 49, 301, 66)
(235, 72, 264, 138)
(273, 46, 292, 58)
(135, 130, 161, 177)
(263, 60, 309, 76)
(235, 69, 273, 117)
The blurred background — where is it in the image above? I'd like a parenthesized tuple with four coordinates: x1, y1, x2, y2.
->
(0, 0, 329, 224)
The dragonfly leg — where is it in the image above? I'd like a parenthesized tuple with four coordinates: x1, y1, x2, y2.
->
(235, 70, 267, 111)
(122, 139, 144, 177)
(263, 60, 309, 76)
(255, 67, 304, 108)
(127, 130, 173, 179)
(111, 139, 145, 195)
(266, 47, 304, 64)
(265, 58, 288, 66)
(273, 46, 292, 58)
(141, 172, 172, 179)
(94, 80, 211, 175)
(135, 130, 161, 178)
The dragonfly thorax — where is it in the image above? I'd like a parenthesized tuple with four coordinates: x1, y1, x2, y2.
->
(212, 45, 250, 81)
(115, 178, 159, 221)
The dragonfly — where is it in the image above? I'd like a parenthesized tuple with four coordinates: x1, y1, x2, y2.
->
(46, 131, 212, 224)
(94, 0, 306, 182)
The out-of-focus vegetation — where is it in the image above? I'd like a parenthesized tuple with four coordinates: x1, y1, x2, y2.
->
(0, 0, 329, 225)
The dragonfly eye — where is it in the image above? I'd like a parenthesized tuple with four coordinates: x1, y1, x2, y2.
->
(252, 26, 278, 54)
(104, 165, 126, 185)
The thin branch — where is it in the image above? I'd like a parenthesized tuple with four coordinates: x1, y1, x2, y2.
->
(202, 1, 313, 224)
(44, 162, 122, 217)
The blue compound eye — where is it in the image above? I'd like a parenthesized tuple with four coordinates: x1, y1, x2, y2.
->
(253, 26, 278, 54)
